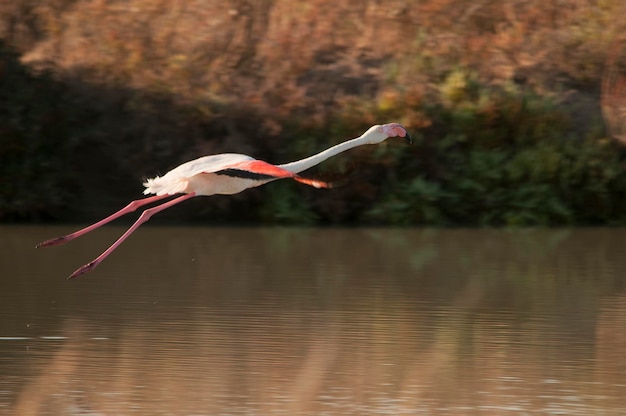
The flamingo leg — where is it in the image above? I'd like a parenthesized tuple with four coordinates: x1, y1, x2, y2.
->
(36, 194, 172, 248)
(69, 193, 196, 279)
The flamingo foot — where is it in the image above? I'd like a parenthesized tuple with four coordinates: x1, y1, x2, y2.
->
(36, 236, 71, 248)
(68, 261, 99, 280)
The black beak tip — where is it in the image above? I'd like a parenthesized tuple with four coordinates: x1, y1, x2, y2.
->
(404, 131, 413, 144)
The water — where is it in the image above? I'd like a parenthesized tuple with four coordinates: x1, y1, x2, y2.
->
(1, 226, 625, 415)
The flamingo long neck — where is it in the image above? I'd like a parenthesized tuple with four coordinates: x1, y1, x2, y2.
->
(278, 133, 373, 174)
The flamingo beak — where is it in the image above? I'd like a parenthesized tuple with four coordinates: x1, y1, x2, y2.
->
(404, 130, 413, 144)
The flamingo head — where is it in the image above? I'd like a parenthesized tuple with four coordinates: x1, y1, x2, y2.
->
(364, 123, 413, 144)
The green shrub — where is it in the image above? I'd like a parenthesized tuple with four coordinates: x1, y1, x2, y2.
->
(364, 77, 626, 226)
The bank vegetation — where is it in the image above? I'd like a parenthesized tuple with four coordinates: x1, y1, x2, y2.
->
(2, 0, 626, 225)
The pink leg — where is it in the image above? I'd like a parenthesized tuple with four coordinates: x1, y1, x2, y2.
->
(36, 194, 172, 248)
(68, 193, 196, 279)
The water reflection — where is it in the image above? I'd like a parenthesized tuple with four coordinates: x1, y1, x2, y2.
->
(1, 226, 625, 414)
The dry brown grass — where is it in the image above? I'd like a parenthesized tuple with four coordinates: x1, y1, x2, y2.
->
(602, 36, 626, 144)
(3, 0, 624, 130)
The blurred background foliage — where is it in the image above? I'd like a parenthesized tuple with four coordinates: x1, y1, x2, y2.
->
(1, 0, 626, 225)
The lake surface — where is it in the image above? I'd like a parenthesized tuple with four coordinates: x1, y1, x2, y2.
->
(1, 226, 625, 415)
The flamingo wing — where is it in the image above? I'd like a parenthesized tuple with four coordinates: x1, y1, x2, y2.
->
(217, 160, 331, 188)
(162, 154, 255, 179)
(165, 156, 299, 182)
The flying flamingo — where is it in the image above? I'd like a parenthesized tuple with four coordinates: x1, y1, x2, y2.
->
(37, 123, 411, 278)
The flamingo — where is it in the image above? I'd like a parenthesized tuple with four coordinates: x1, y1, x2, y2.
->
(37, 123, 411, 278)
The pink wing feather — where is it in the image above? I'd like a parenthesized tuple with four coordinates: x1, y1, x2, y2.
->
(231, 160, 331, 188)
